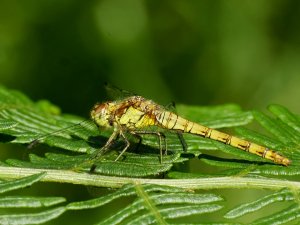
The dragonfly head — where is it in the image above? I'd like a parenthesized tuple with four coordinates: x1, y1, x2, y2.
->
(90, 102, 114, 128)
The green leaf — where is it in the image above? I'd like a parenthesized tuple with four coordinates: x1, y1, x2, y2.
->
(67, 183, 188, 210)
(0, 196, 66, 208)
(1, 86, 300, 224)
(224, 189, 294, 219)
(127, 204, 223, 225)
(94, 183, 223, 224)
(0, 86, 192, 176)
(0, 174, 66, 225)
(0, 207, 66, 225)
(1, 85, 300, 179)
(0, 119, 18, 130)
(253, 110, 300, 145)
(0, 85, 259, 177)
(268, 104, 300, 133)
(0, 172, 46, 194)
(251, 203, 300, 225)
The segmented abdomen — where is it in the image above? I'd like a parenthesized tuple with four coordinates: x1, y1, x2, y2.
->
(156, 111, 290, 166)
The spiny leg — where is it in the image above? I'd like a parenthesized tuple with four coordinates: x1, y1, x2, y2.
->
(114, 129, 131, 161)
(131, 132, 166, 157)
(89, 129, 120, 172)
(131, 130, 167, 163)
(100, 129, 167, 162)
(91, 129, 119, 159)
(131, 133, 143, 152)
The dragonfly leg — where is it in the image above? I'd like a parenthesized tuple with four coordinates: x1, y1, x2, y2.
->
(176, 131, 187, 152)
(114, 130, 130, 161)
(92, 129, 119, 159)
(89, 129, 119, 172)
(131, 131, 167, 163)
(161, 133, 167, 156)
(131, 133, 143, 152)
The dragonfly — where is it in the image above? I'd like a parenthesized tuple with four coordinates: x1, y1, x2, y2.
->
(90, 94, 291, 166)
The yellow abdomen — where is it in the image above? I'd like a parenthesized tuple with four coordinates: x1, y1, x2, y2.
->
(156, 111, 290, 166)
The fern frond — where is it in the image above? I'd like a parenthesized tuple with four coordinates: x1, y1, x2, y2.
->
(0, 173, 66, 225)
(0, 85, 257, 177)
(1, 86, 300, 224)
(223, 188, 300, 224)
(0, 172, 45, 193)
(251, 203, 300, 225)
(224, 189, 294, 219)
(0, 207, 66, 225)
(91, 183, 223, 224)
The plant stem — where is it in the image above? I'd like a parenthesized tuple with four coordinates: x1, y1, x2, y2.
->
(0, 166, 298, 190)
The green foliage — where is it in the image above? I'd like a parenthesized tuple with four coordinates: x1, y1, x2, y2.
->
(0, 177, 223, 225)
(0, 173, 66, 225)
(0, 85, 257, 177)
(224, 189, 294, 219)
(0, 173, 46, 194)
(225, 188, 300, 225)
(0, 86, 300, 224)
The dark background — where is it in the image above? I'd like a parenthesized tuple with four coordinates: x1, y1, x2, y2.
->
(0, 1, 300, 224)
(1, 1, 299, 116)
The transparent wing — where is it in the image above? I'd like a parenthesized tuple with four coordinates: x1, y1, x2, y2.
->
(163, 101, 187, 151)
(104, 82, 136, 100)
(164, 101, 177, 112)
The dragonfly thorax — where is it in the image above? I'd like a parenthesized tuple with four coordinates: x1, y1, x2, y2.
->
(90, 96, 160, 130)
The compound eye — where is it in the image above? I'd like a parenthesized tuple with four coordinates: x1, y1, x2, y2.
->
(93, 103, 107, 115)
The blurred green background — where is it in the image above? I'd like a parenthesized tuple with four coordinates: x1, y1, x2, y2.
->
(1, 0, 300, 224)
(1, 0, 300, 116)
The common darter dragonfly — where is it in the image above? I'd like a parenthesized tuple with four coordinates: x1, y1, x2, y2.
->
(30, 85, 291, 169)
